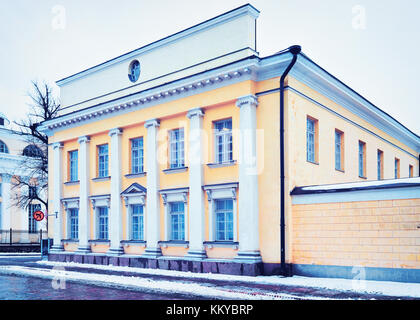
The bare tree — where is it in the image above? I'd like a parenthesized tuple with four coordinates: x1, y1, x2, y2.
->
(12, 80, 60, 213)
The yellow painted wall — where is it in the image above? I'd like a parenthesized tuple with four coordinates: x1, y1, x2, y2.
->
(292, 199, 420, 269)
(50, 75, 419, 265)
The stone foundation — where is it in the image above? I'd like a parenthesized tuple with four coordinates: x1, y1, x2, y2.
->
(47, 252, 282, 276)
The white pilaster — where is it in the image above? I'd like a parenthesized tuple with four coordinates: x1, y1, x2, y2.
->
(235, 94, 261, 262)
(1, 174, 12, 230)
(51, 142, 64, 251)
(142, 119, 162, 257)
(77, 136, 91, 253)
(185, 108, 206, 259)
(108, 128, 124, 255)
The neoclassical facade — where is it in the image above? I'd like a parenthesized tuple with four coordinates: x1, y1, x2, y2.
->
(40, 4, 420, 276)
(0, 113, 46, 237)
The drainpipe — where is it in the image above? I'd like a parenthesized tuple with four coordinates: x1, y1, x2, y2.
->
(280, 45, 301, 276)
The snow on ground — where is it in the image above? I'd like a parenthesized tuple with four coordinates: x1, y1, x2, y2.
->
(36, 260, 420, 298)
(0, 265, 318, 300)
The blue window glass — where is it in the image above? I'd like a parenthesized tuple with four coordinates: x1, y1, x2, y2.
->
(215, 199, 234, 241)
(69, 150, 78, 181)
(307, 118, 315, 162)
(359, 141, 365, 177)
(214, 119, 232, 163)
(131, 205, 144, 240)
(28, 204, 41, 233)
(169, 129, 184, 168)
(98, 144, 109, 178)
(170, 202, 185, 241)
(69, 208, 79, 239)
(98, 207, 108, 240)
(131, 138, 144, 174)
(128, 60, 141, 83)
(335, 131, 342, 170)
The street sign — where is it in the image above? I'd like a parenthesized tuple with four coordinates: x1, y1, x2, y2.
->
(33, 210, 45, 221)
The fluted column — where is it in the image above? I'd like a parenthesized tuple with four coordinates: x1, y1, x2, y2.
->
(51, 142, 64, 251)
(235, 94, 261, 262)
(185, 108, 206, 259)
(108, 128, 124, 255)
(76, 136, 91, 253)
(1, 174, 11, 230)
(142, 119, 162, 257)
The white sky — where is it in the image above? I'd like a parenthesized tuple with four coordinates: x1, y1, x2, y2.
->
(0, 0, 419, 135)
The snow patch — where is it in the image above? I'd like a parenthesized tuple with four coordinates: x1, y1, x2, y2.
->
(36, 260, 420, 298)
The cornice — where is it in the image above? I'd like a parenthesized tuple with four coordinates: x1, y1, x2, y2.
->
(40, 62, 257, 134)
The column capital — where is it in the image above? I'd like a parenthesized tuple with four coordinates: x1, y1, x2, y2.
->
(52, 142, 63, 150)
(77, 135, 91, 144)
(236, 94, 258, 108)
(109, 128, 123, 137)
(187, 108, 204, 119)
(144, 119, 160, 129)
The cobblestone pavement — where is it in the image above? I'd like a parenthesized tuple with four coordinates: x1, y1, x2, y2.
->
(0, 256, 417, 300)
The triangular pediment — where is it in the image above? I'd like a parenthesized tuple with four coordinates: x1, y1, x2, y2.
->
(121, 183, 147, 195)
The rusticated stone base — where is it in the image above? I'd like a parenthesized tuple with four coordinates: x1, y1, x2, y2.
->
(47, 252, 285, 276)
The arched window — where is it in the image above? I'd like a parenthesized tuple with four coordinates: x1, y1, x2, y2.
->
(0, 140, 9, 153)
(23, 145, 42, 157)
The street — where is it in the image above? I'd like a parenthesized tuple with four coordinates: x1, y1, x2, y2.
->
(0, 255, 418, 300)
(0, 256, 197, 300)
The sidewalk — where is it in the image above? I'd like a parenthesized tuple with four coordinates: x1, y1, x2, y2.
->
(0, 260, 417, 300)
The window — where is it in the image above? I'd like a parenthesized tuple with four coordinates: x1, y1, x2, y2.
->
(29, 186, 37, 199)
(131, 204, 144, 240)
(97, 207, 109, 240)
(409, 165, 414, 178)
(23, 145, 42, 157)
(0, 118, 4, 126)
(377, 150, 383, 180)
(214, 119, 232, 163)
(97, 144, 109, 178)
(69, 150, 78, 181)
(28, 204, 41, 233)
(69, 208, 79, 239)
(169, 129, 184, 168)
(394, 158, 400, 179)
(128, 60, 141, 83)
(131, 138, 144, 174)
(0, 140, 9, 154)
(335, 130, 344, 171)
(358, 141, 366, 178)
(169, 202, 185, 241)
(306, 117, 318, 163)
(215, 199, 234, 241)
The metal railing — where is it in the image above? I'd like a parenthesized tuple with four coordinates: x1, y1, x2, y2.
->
(0, 229, 48, 245)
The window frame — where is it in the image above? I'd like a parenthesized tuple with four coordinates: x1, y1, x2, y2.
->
(0, 140, 9, 154)
(358, 140, 366, 178)
(68, 208, 79, 240)
(306, 116, 318, 164)
(394, 157, 400, 179)
(377, 149, 384, 180)
(169, 128, 185, 169)
(334, 129, 344, 171)
(97, 206, 109, 240)
(97, 144, 109, 178)
(130, 137, 144, 174)
(130, 204, 144, 241)
(214, 199, 234, 242)
(28, 204, 41, 233)
(214, 119, 233, 164)
(169, 202, 185, 241)
(69, 150, 79, 182)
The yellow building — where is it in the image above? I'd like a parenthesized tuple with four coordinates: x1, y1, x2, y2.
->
(39, 4, 420, 277)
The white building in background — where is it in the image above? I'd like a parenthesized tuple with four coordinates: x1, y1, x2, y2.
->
(0, 112, 46, 236)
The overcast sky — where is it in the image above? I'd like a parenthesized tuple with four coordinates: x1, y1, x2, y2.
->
(0, 0, 419, 135)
